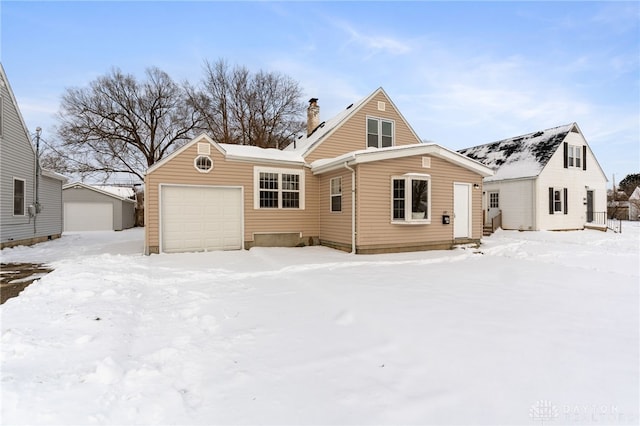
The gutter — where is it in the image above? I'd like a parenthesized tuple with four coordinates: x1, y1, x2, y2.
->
(344, 162, 356, 254)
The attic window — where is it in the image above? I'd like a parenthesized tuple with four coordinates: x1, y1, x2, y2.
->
(194, 155, 213, 173)
(377, 101, 386, 111)
(367, 117, 394, 148)
(197, 142, 211, 155)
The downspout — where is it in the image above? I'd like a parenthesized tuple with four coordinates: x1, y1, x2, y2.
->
(344, 162, 356, 254)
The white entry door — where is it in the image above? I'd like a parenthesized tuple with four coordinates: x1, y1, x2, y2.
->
(161, 185, 242, 253)
(487, 191, 500, 225)
(454, 183, 471, 238)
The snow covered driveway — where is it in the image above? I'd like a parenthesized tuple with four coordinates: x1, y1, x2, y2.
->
(1, 225, 638, 425)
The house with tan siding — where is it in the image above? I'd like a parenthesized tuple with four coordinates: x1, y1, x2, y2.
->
(144, 88, 493, 255)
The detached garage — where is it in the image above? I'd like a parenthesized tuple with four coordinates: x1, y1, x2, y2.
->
(63, 182, 136, 232)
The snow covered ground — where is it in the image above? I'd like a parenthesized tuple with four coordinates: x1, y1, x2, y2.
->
(1, 224, 638, 425)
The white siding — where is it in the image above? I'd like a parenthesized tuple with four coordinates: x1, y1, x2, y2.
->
(536, 132, 607, 230)
(484, 179, 536, 230)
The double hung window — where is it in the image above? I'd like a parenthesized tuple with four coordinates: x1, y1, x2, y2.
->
(367, 117, 394, 148)
(330, 177, 342, 212)
(568, 145, 582, 168)
(254, 167, 304, 209)
(13, 178, 25, 216)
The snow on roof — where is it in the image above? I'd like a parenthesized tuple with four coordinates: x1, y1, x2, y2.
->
(457, 123, 575, 182)
(94, 185, 136, 199)
(219, 143, 304, 164)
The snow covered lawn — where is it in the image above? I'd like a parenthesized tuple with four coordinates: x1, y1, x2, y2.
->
(1, 225, 638, 425)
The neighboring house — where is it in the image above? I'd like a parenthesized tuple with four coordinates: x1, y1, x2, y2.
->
(458, 123, 608, 231)
(0, 63, 66, 249)
(628, 186, 640, 221)
(144, 87, 493, 255)
(62, 182, 136, 231)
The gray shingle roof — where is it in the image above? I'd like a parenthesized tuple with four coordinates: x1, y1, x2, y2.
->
(457, 123, 576, 181)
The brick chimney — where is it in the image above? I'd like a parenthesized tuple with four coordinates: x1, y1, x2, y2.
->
(307, 98, 319, 136)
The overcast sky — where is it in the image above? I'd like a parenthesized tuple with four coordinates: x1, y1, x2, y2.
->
(2, 1, 638, 182)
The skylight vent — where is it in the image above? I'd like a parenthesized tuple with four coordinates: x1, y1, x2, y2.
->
(346, 103, 353, 109)
(532, 131, 544, 137)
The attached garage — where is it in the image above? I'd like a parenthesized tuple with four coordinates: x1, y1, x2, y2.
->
(160, 185, 243, 253)
(62, 183, 136, 232)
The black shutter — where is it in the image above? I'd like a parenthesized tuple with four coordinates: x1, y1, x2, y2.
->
(563, 188, 568, 215)
(583, 146, 587, 170)
(563, 142, 568, 168)
(549, 187, 554, 214)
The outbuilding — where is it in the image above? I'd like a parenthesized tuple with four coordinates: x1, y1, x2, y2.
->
(62, 182, 136, 231)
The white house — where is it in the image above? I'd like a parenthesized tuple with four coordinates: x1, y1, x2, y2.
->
(458, 123, 607, 231)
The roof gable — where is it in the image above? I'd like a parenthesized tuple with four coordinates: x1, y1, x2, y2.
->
(146, 132, 305, 176)
(285, 87, 422, 159)
(63, 182, 136, 202)
(458, 123, 577, 181)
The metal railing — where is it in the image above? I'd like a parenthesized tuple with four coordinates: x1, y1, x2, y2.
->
(607, 217, 622, 233)
(588, 211, 607, 226)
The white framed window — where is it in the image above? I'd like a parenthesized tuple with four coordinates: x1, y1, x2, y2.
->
(13, 178, 25, 216)
(568, 145, 582, 168)
(254, 167, 305, 210)
(391, 174, 431, 223)
(330, 177, 342, 212)
(367, 117, 394, 148)
(194, 155, 213, 173)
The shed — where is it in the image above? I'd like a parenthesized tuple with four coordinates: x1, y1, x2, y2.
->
(62, 182, 136, 231)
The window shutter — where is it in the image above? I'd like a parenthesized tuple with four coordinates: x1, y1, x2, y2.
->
(549, 187, 554, 214)
(563, 142, 568, 168)
(583, 146, 587, 170)
(563, 188, 568, 214)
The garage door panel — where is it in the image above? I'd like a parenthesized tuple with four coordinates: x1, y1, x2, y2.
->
(64, 202, 113, 232)
(161, 186, 242, 253)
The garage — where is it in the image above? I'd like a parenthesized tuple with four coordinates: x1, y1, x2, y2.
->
(64, 202, 113, 231)
(161, 185, 243, 253)
(63, 183, 136, 232)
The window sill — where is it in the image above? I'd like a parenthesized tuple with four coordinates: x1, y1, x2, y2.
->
(391, 220, 431, 225)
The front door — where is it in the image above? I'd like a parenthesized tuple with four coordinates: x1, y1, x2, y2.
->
(487, 191, 500, 225)
(586, 190, 594, 223)
(454, 183, 471, 238)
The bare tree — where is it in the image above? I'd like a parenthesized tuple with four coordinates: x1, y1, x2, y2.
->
(189, 59, 305, 149)
(55, 67, 204, 181)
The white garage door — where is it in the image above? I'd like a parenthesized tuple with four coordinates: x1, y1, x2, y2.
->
(161, 185, 242, 253)
(64, 202, 113, 231)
